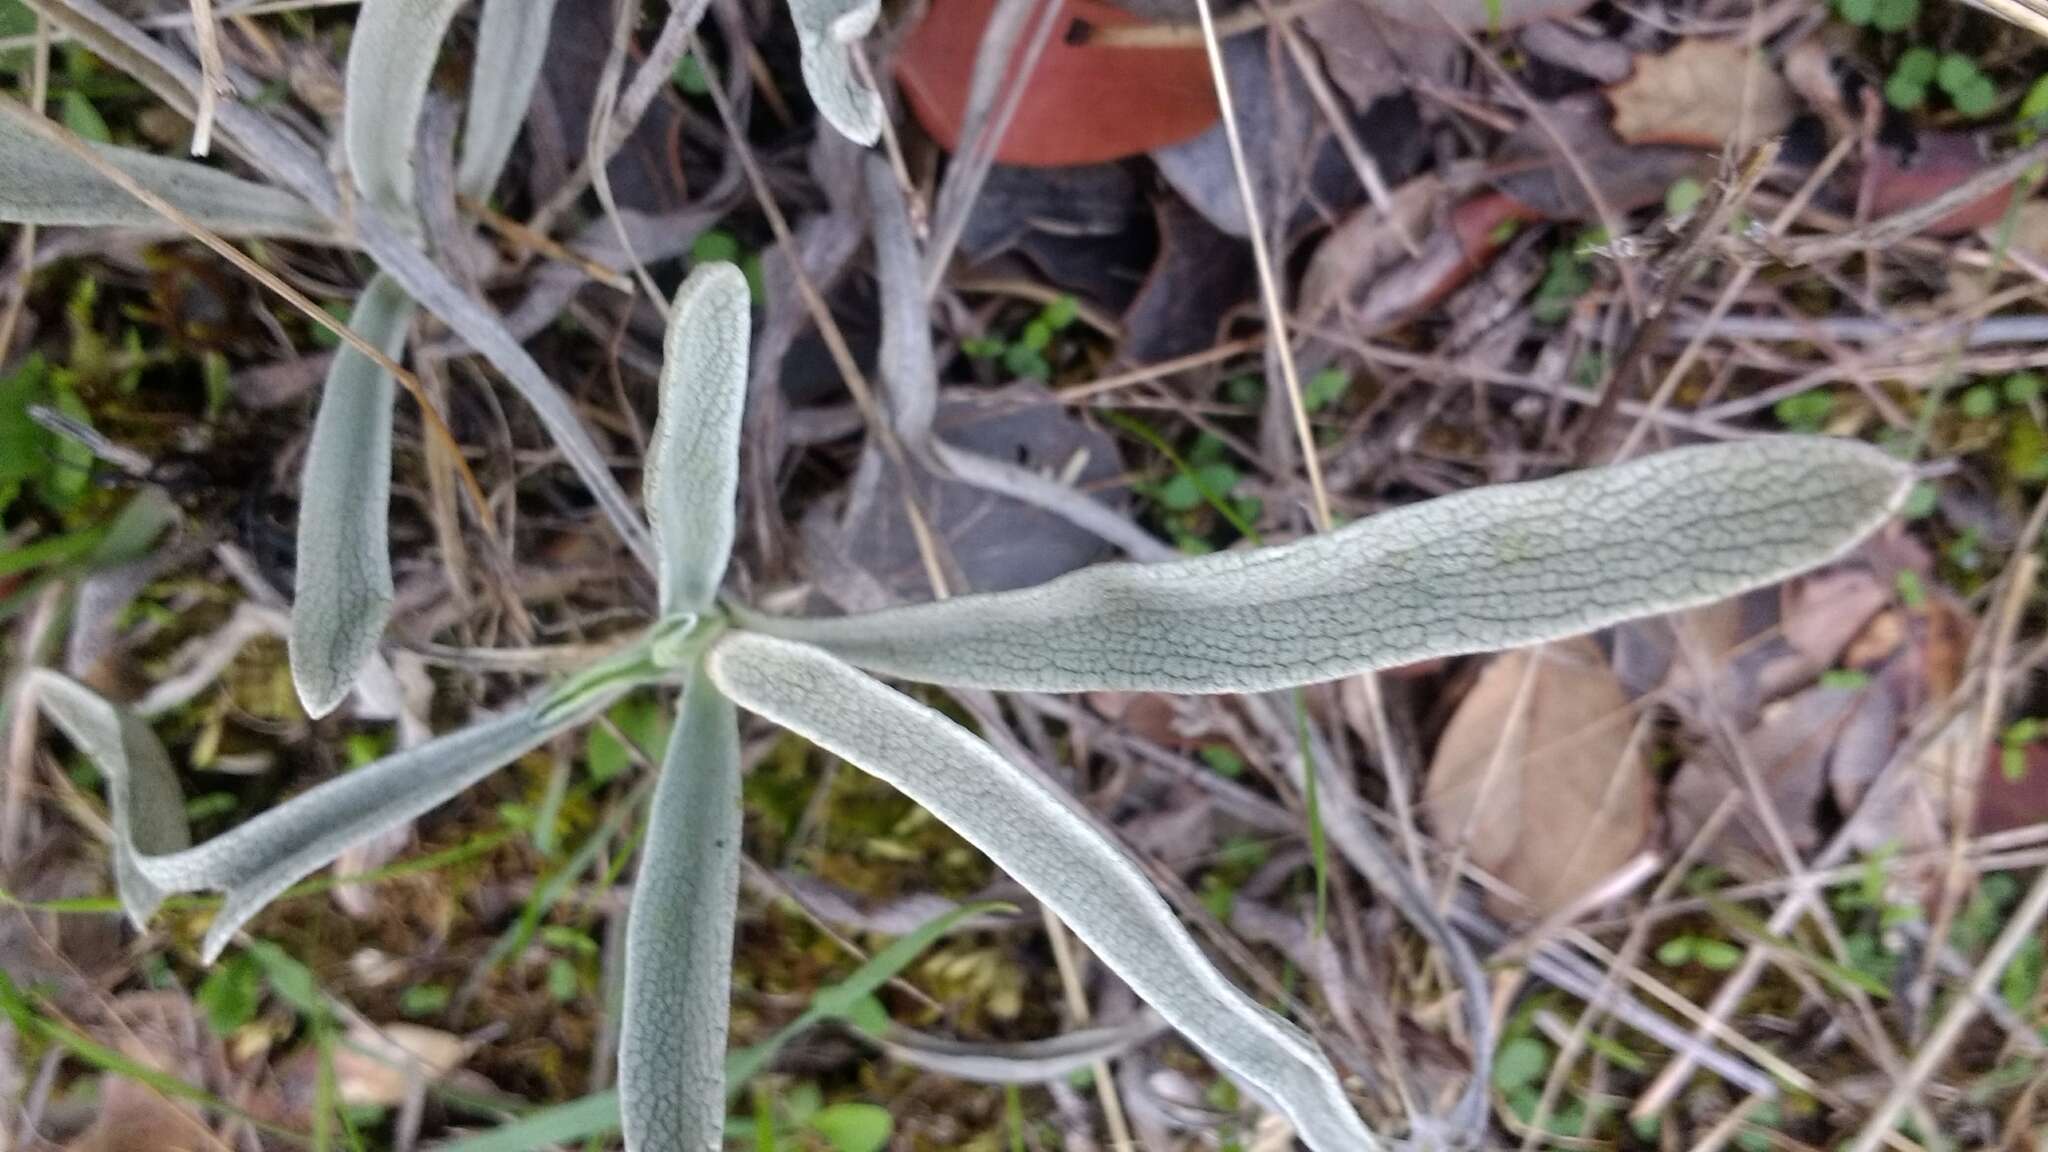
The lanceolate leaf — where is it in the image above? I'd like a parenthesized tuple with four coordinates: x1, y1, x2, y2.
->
(345, 0, 466, 220)
(705, 633, 1381, 1152)
(737, 439, 1912, 693)
(873, 1012, 1169, 1084)
(620, 673, 742, 1152)
(788, 0, 885, 146)
(0, 113, 331, 240)
(29, 671, 191, 929)
(458, 0, 562, 202)
(289, 273, 413, 719)
(647, 263, 751, 617)
(33, 670, 620, 963)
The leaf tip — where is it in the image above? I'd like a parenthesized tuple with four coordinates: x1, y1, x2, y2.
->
(287, 606, 388, 720)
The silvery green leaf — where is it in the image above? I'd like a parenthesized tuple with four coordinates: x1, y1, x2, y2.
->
(185, 688, 603, 962)
(0, 113, 331, 239)
(738, 439, 1912, 693)
(873, 1012, 1169, 1085)
(705, 633, 1380, 1152)
(345, 0, 466, 219)
(620, 673, 742, 1152)
(457, 0, 561, 202)
(28, 670, 191, 929)
(647, 262, 750, 616)
(788, 0, 884, 146)
(34, 670, 619, 963)
(289, 273, 413, 719)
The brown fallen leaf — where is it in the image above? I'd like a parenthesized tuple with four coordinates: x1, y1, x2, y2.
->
(1855, 133, 2022, 237)
(1666, 684, 1862, 870)
(1783, 570, 1893, 669)
(274, 1020, 469, 1119)
(60, 1003, 216, 1152)
(1758, 567, 1895, 701)
(1605, 38, 1796, 149)
(1300, 180, 1536, 338)
(1423, 637, 1651, 919)
(1977, 741, 2048, 836)
(1299, 0, 1461, 111)
(62, 1077, 212, 1152)
(1299, 176, 1442, 325)
(1087, 691, 1199, 749)
(332, 1022, 467, 1108)
(1490, 94, 1710, 220)
(1609, 592, 1768, 702)
(1832, 591, 1978, 878)
(1118, 193, 1254, 364)
(2009, 198, 2048, 262)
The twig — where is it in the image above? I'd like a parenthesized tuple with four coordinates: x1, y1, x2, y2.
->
(525, 0, 708, 239)
(1594, 140, 1777, 460)
(922, 0, 1066, 295)
(0, 0, 356, 52)
(1275, 23, 1415, 257)
(1610, 131, 1852, 458)
(2, 586, 64, 868)
(1189, 0, 1330, 527)
(585, 0, 665, 308)
(1080, 0, 1327, 47)
(1913, 546, 2043, 1026)
(458, 194, 635, 291)
(186, 0, 227, 155)
(1779, 136, 2048, 265)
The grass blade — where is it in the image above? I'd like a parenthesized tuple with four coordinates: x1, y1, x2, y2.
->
(344, 0, 464, 219)
(620, 674, 743, 1152)
(289, 273, 413, 718)
(706, 633, 1381, 1152)
(0, 111, 330, 239)
(787, 0, 884, 145)
(457, 0, 561, 202)
(739, 439, 1912, 693)
(726, 897, 1017, 1087)
(873, 1013, 1168, 1085)
(431, 1090, 621, 1152)
(647, 262, 751, 616)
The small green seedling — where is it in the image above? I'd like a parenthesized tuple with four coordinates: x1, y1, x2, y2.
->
(961, 293, 1082, 381)
(1665, 177, 1706, 219)
(1887, 47, 1999, 116)
(1775, 389, 1837, 433)
(1836, 0, 1918, 33)
(730, 1083, 893, 1152)
(1532, 231, 1602, 325)
(1655, 933, 1745, 970)
(2003, 717, 2042, 781)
